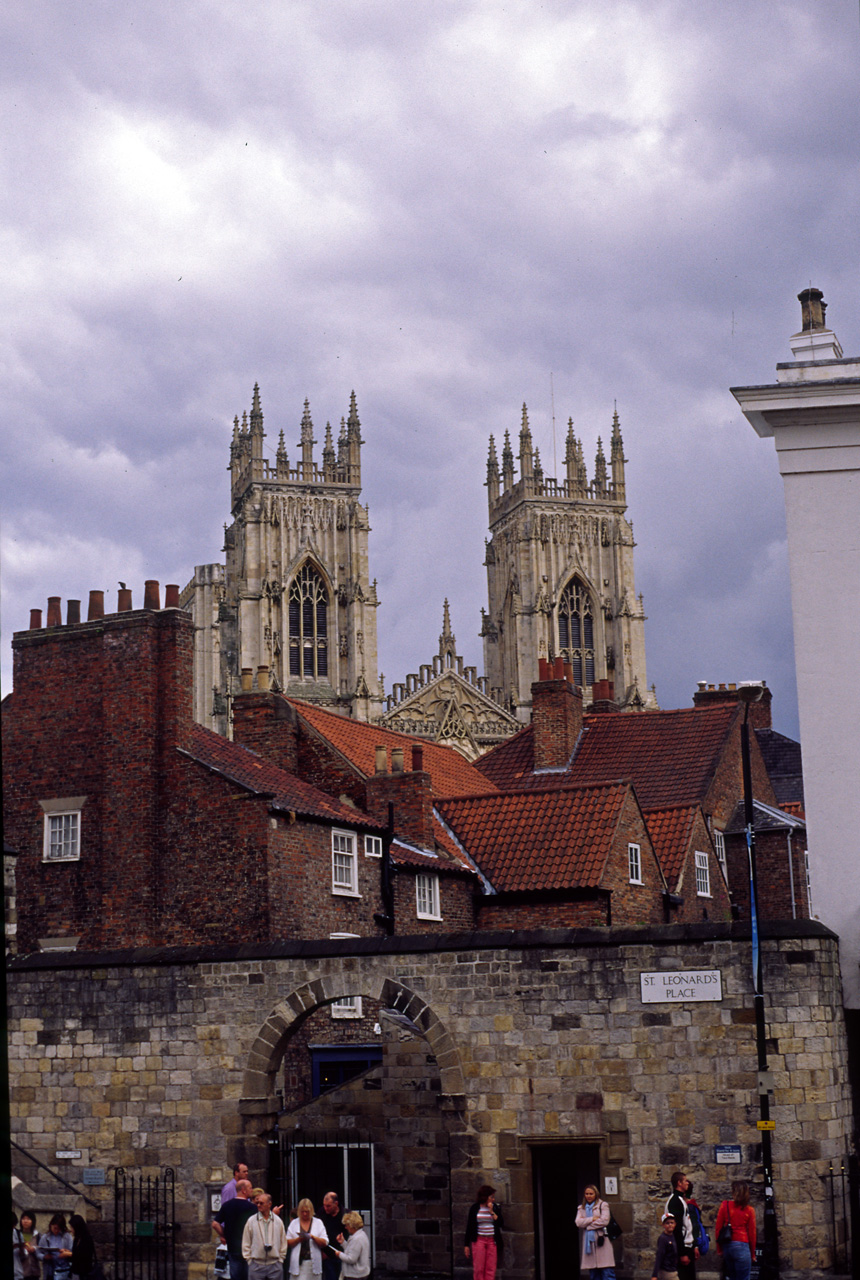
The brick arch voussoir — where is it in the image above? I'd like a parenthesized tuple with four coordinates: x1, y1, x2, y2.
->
(378, 976, 464, 1098)
(240, 970, 464, 1109)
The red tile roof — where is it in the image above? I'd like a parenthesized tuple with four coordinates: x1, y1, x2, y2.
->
(476, 705, 739, 810)
(183, 723, 379, 828)
(779, 799, 806, 820)
(290, 700, 499, 799)
(438, 781, 630, 893)
(643, 804, 699, 889)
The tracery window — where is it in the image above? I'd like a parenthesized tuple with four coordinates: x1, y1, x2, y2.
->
(288, 563, 329, 679)
(557, 577, 595, 687)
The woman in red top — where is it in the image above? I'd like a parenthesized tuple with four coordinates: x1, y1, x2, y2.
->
(715, 1181, 757, 1280)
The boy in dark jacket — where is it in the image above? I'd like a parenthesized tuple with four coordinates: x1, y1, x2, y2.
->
(652, 1213, 679, 1280)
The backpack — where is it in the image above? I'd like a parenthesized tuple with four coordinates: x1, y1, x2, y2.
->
(688, 1201, 709, 1256)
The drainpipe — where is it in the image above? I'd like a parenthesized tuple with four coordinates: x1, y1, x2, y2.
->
(786, 831, 796, 920)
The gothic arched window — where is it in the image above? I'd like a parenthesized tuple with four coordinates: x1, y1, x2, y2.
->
(288, 564, 329, 679)
(557, 577, 595, 687)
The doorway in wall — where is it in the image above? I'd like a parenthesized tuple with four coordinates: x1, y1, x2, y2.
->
(280, 1134, 375, 1257)
(532, 1142, 601, 1280)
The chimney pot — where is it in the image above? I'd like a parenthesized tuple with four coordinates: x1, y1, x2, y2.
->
(47, 597, 62, 627)
(257, 665, 270, 692)
(798, 286, 825, 333)
(118, 588, 132, 612)
(553, 655, 566, 680)
(87, 590, 105, 621)
(374, 745, 388, 774)
(391, 747, 404, 773)
(144, 579, 160, 610)
(29, 609, 42, 630)
(66, 599, 81, 625)
(240, 668, 253, 692)
(164, 583, 180, 608)
(412, 744, 424, 772)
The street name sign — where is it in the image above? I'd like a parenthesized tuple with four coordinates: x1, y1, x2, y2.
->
(640, 970, 722, 1003)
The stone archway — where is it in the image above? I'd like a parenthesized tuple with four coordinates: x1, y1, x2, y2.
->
(239, 968, 466, 1115)
(238, 965, 473, 1278)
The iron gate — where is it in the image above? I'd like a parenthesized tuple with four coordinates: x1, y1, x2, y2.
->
(114, 1166, 177, 1280)
(279, 1131, 375, 1257)
(828, 1154, 860, 1280)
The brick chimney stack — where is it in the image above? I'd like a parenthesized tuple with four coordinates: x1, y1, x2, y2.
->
(531, 657, 583, 769)
(365, 752, 435, 847)
(693, 680, 773, 729)
(232, 689, 299, 774)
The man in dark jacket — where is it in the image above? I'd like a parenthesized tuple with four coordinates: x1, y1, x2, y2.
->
(213, 1179, 257, 1280)
(666, 1172, 697, 1280)
(321, 1191, 344, 1280)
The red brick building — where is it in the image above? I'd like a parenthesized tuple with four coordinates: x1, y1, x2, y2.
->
(2, 595, 477, 955)
(475, 660, 807, 924)
(3, 592, 807, 956)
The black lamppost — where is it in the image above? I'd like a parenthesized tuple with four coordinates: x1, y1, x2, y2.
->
(738, 682, 779, 1280)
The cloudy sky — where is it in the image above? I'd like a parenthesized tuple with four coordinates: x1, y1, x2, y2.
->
(3, 1, 859, 739)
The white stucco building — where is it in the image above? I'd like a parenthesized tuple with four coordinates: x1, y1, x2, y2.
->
(732, 288, 860, 1006)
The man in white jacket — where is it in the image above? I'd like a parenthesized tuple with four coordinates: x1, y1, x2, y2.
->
(242, 1194, 288, 1280)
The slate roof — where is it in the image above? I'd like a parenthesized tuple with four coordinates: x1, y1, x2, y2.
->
(437, 781, 631, 893)
(643, 803, 700, 890)
(182, 723, 380, 829)
(476, 705, 740, 809)
(755, 727, 804, 808)
(290, 700, 499, 799)
(724, 797, 806, 835)
(391, 830, 476, 878)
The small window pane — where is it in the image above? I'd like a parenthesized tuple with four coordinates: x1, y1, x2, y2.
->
(695, 851, 711, 897)
(416, 873, 440, 919)
(45, 812, 80, 862)
(628, 842, 642, 884)
(331, 996, 362, 1019)
(713, 829, 726, 869)
(332, 831, 358, 894)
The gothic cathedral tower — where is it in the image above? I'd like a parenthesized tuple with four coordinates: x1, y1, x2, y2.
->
(182, 386, 383, 734)
(481, 405, 655, 722)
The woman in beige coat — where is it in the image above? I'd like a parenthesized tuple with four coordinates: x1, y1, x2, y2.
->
(575, 1185, 616, 1280)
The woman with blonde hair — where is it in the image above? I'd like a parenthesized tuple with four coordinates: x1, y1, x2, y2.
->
(332, 1211, 371, 1279)
(575, 1185, 616, 1280)
(286, 1198, 328, 1280)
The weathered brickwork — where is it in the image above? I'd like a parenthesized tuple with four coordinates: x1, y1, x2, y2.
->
(3, 609, 472, 950)
(8, 923, 850, 1280)
(725, 826, 810, 922)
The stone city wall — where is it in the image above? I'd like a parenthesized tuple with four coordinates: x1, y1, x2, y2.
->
(7, 922, 850, 1280)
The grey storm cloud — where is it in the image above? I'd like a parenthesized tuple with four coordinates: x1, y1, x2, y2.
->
(3, 0, 860, 738)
